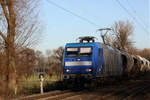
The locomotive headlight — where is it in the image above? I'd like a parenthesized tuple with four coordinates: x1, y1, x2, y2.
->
(66, 69, 70, 72)
(86, 68, 92, 72)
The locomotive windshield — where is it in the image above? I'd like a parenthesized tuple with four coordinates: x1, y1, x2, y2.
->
(66, 47, 92, 57)
(66, 47, 78, 57)
(79, 47, 92, 57)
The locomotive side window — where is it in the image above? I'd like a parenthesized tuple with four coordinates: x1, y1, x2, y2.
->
(98, 48, 100, 56)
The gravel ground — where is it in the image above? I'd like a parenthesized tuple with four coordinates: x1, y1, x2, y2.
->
(62, 73, 150, 100)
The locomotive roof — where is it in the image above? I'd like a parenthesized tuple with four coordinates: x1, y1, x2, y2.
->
(99, 42, 121, 54)
(65, 42, 99, 47)
(65, 42, 121, 54)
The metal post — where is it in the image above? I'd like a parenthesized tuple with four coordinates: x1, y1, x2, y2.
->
(40, 81, 43, 94)
(39, 74, 44, 94)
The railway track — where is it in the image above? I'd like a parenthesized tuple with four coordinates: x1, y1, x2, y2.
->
(15, 90, 69, 100)
(16, 81, 150, 100)
(15, 90, 83, 100)
(37, 91, 83, 100)
(122, 81, 150, 100)
(86, 81, 139, 100)
(93, 80, 150, 100)
(15, 74, 150, 100)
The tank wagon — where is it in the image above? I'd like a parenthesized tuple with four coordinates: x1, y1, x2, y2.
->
(120, 52, 134, 77)
(135, 55, 150, 74)
(62, 36, 150, 86)
(142, 57, 150, 72)
(137, 55, 147, 73)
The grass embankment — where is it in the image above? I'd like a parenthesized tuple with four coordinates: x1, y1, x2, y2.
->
(17, 74, 61, 96)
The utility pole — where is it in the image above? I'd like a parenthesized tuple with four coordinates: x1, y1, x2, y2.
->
(97, 28, 112, 44)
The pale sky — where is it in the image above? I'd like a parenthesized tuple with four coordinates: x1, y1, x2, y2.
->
(35, 0, 149, 53)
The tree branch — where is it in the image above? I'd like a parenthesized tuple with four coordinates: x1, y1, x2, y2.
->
(0, 0, 10, 24)
(0, 31, 7, 41)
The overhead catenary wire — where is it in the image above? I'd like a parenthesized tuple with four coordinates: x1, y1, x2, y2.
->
(46, 0, 99, 27)
(115, 0, 149, 35)
(126, 0, 148, 29)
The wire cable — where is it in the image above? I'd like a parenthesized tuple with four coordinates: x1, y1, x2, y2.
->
(46, 0, 99, 27)
(126, 0, 148, 28)
(115, 0, 149, 35)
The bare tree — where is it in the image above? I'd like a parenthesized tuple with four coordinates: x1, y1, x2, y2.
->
(46, 49, 52, 66)
(104, 20, 134, 51)
(137, 48, 150, 61)
(0, 0, 41, 96)
(52, 47, 64, 64)
(35, 50, 46, 68)
(34, 47, 64, 79)
(112, 20, 134, 51)
(51, 47, 64, 80)
(16, 48, 36, 79)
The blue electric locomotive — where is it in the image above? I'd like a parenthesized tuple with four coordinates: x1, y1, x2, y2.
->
(63, 36, 123, 85)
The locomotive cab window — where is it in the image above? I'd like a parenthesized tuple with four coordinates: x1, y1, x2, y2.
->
(66, 47, 78, 57)
(66, 47, 92, 57)
(79, 47, 92, 57)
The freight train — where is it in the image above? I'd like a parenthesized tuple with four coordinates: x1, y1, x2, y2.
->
(62, 36, 150, 87)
